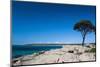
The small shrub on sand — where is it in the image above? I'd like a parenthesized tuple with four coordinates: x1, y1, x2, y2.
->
(85, 48, 96, 53)
(89, 48, 96, 53)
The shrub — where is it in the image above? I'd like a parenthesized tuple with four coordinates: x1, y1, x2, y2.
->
(89, 48, 96, 53)
(85, 48, 96, 53)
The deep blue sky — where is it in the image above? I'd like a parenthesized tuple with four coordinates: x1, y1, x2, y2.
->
(12, 1, 96, 45)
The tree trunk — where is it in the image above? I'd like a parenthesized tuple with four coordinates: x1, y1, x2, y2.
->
(82, 35, 86, 46)
(94, 32, 96, 45)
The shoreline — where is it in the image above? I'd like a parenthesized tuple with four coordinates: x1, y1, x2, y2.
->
(12, 45, 62, 59)
(12, 44, 96, 66)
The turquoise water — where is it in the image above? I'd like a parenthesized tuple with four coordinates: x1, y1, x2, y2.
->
(12, 45, 62, 58)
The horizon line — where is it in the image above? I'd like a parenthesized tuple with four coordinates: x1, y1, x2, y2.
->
(13, 42, 95, 45)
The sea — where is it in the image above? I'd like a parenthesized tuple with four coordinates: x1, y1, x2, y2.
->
(12, 45, 62, 58)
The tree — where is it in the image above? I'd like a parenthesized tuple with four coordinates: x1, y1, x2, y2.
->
(73, 20, 94, 46)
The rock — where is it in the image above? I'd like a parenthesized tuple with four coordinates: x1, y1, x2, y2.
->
(12, 45, 96, 66)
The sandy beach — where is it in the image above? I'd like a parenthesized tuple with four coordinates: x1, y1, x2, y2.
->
(12, 45, 96, 66)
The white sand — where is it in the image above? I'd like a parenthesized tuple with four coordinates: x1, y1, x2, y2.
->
(13, 45, 96, 66)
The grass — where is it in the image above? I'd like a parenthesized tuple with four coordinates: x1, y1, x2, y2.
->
(89, 48, 96, 53)
(85, 48, 96, 53)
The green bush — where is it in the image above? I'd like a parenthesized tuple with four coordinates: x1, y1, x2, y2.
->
(89, 48, 96, 53)
(85, 48, 96, 53)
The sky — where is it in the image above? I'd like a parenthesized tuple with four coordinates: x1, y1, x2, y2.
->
(12, 1, 96, 45)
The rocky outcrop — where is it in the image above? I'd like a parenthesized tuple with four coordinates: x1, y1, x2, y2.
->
(12, 45, 96, 66)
